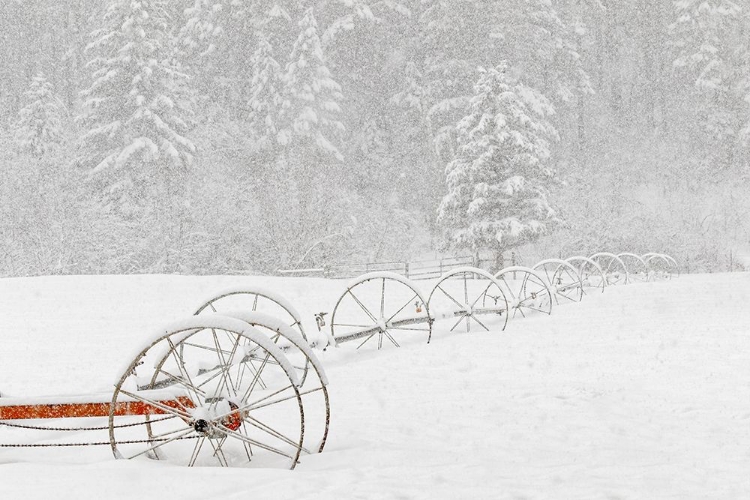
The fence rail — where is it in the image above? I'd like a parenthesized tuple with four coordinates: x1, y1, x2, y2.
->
(277, 256, 475, 280)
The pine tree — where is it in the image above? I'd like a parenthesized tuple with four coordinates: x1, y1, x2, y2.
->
(178, 0, 224, 61)
(671, 0, 748, 169)
(77, 0, 195, 213)
(280, 7, 345, 161)
(438, 64, 560, 260)
(495, 0, 593, 105)
(13, 74, 65, 158)
(248, 32, 285, 150)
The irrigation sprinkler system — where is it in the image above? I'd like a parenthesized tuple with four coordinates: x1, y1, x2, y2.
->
(0, 252, 677, 468)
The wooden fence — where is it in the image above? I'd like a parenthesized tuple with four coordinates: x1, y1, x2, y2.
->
(277, 255, 475, 280)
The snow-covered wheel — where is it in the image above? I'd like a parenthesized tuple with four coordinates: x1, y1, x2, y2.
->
(329, 272, 432, 349)
(427, 267, 508, 334)
(222, 312, 330, 454)
(590, 252, 629, 285)
(617, 253, 651, 283)
(492, 266, 553, 318)
(566, 256, 606, 294)
(194, 286, 307, 342)
(531, 259, 584, 305)
(110, 315, 305, 469)
(194, 287, 310, 385)
(643, 253, 679, 279)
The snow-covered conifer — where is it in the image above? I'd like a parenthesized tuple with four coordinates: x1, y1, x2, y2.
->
(497, 0, 593, 105)
(672, 0, 742, 91)
(671, 0, 748, 168)
(77, 0, 196, 212)
(178, 0, 224, 61)
(438, 64, 561, 259)
(280, 7, 344, 160)
(248, 33, 285, 150)
(13, 74, 65, 158)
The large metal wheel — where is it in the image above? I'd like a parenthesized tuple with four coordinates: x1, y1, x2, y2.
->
(590, 252, 629, 285)
(566, 256, 606, 294)
(643, 253, 679, 279)
(330, 272, 432, 349)
(194, 286, 306, 341)
(223, 312, 330, 454)
(427, 267, 508, 334)
(493, 266, 553, 318)
(110, 315, 305, 469)
(617, 253, 651, 283)
(531, 259, 584, 305)
(663, 254, 679, 275)
(194, 287, 310, 385)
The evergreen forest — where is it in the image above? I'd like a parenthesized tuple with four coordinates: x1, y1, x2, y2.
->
(1, 0, 749, 276)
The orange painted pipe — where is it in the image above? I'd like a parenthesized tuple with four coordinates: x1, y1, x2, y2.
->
(0, 396, 194, 420)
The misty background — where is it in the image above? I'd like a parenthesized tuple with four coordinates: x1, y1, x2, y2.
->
(1, 0, 748, 277)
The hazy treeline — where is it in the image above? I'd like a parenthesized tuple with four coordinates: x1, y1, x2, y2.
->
(1, 0, 748, 276)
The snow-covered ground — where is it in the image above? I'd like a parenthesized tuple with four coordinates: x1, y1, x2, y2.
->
(1, 272, 749, 499)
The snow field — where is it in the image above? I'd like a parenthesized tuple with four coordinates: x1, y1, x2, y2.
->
(0, 272, 749, 498)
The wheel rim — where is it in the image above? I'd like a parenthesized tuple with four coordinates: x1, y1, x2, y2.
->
(494, 267, 553, 318)
(194, 289, 310, 386)
(427, 267, 508, 334)
(566, 256, 606, 294)
(532, 259, 584, 305)
(589, 252, 629, 286)
(224, 312, 330, 454)
(110, 317, 304, 469)
(617, 253, 651, 283)
(643, 253, 678, 279)
(330, 273, 432, 349)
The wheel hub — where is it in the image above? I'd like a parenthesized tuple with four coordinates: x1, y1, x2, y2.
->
(190, 399, 245, 437)
(193, 418, 210, 435)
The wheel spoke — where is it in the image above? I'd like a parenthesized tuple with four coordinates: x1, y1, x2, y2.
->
(468, 313, 490, 332)
(557, 291, 578, 303)
(470, 282, 496, 309)
(448, 314, 466, 332)
(118, 388, 193, 420)
(148, 422, 193, 441)
(436, 285, 467, 311)
(356, 330, 378, 349)
(209, 329, 241, 400)
(217, 425, 298, 461)
(347, 290, 379, 323)
(241, 351, 271, 401)
(206, 435, 229, 467)
(188, 436, 206, 467)
(245, 386, 322, 413)
(238, 422, 254, 461)
(385, 293, 420, 324)
(148, 369, 208, 403)
(380, 278, 386, 318)
(180, 341, 234, 357)
(383, 329, 401, 348)
(123, 427, 196, 460)
(521, 304, 551, 315)
(167, 338, 202, 404)
(243, 414, 310, 454)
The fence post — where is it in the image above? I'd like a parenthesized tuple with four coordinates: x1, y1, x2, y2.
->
(404, 262, 410, 278)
